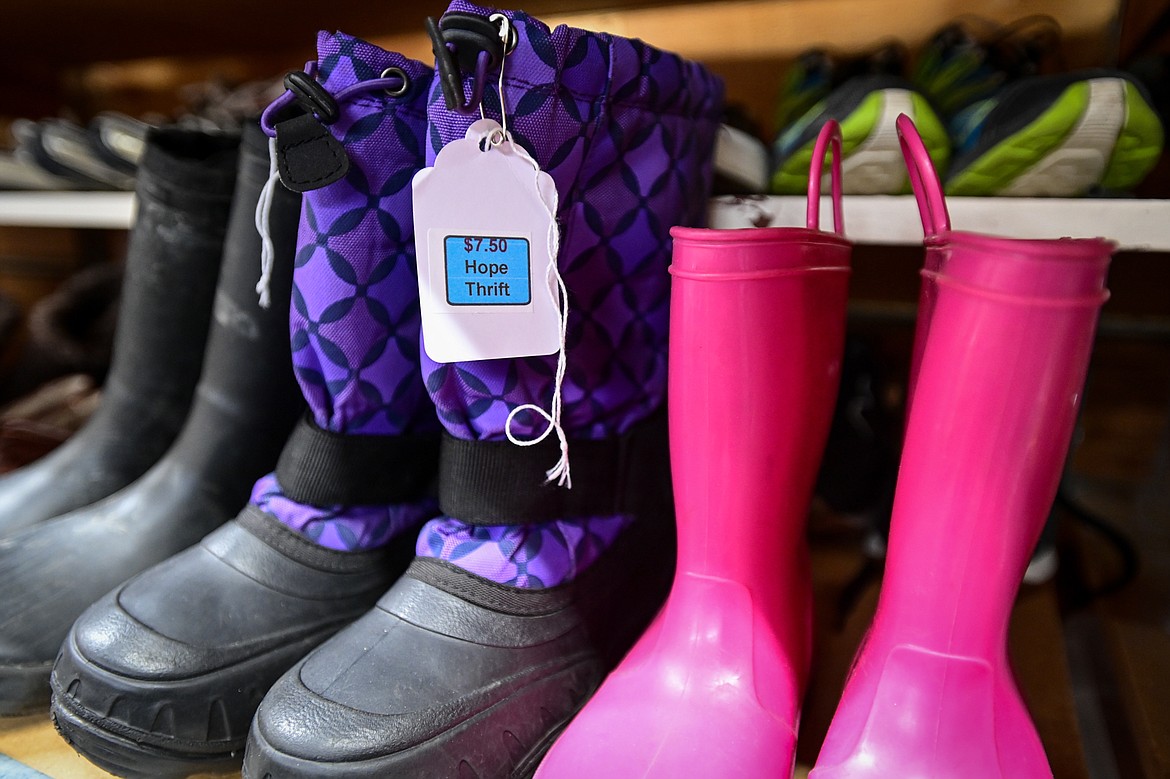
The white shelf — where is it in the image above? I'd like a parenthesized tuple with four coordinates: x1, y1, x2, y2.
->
(709, 195, 1170, 252)
(0, 192, 136, 229)
(0, 192, 1167, 252)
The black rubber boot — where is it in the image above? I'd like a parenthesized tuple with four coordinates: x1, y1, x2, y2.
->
(241, 414, 675, 779)
(0, 128, 239, 536)
(0, 121, 302, 716)
(51, 507, 414, 778)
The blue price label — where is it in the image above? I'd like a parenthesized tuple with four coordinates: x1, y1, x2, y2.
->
(445, 235, 531, 306)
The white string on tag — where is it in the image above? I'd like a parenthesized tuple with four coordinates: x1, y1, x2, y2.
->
(254, 136, 279, 308)
(503, 134, 571, 487)
(487, 14, 512, 139)
(485, 15, 573, 488)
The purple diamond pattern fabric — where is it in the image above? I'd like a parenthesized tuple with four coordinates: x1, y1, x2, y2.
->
(252, 473, 435, 550)
(251, 33, 439, 551)
(417, 2, 723, 587)
(417, 514, 632, 588)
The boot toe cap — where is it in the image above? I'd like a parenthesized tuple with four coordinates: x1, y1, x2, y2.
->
(51, 511, 406, 760)
(246, 572, 603, 776)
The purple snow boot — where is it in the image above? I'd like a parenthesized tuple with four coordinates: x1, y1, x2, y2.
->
(245, 5, 724, 777)
(49, 37, 438, 779)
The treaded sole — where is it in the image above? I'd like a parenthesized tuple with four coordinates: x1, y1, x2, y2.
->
(51, 693, 241, 779)
(948, 77, 1163, 196)
(1101, 80, 1165, 190)
(240, 708, 573, 779)
(771, 89, 949, 195)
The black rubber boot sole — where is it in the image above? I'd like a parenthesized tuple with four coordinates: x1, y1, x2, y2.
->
(50, 618, 340, 778)
(49, 508, 420, 778)
(241, 410, 674, 779)
(51, 694, 242, 779)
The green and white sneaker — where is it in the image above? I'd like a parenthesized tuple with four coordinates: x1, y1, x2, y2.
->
(770, 74, 951, 195)
(945, 70, 1164, 196)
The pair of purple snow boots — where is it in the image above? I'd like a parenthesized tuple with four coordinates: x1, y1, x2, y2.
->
(48, 3, 723, 778)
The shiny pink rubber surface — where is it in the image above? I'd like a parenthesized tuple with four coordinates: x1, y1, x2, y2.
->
(811, 115, 1112, 779)
(537, 122, 851, 778)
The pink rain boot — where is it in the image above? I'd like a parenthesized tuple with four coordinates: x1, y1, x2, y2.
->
(810, 115, 1112, 779)
(536, 122, 851, 778)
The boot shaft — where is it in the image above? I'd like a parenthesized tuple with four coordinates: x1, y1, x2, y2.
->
(668, 227, 850, 602)
(105, 129, 239, 406)
(882, 232, 1110, 654)
(166, 121, 304, 487)
(267, 34, 436, 438)
(190, 122, 301, 421)
(422, 1, 724, 443)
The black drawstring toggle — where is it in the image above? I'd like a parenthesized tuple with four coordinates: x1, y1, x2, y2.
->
(427, 12, 511, 114)
(284, 70, 341, 125)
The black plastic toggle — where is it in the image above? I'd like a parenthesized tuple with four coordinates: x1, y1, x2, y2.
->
(426, 12, 508, 114)
(284, 70, 340, 124)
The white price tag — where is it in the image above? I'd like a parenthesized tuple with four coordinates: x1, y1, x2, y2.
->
(412, 119, 561, 364)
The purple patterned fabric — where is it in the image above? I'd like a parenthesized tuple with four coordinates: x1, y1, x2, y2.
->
(417, 514, 633, 588)
(251, 34, 439, 551)
(417, 3, 723, 586)
(252, 473, 435, 549)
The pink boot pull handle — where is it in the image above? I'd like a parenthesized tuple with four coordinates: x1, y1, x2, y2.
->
(807, 119, 845, 236)
(896, 113, 950, 238)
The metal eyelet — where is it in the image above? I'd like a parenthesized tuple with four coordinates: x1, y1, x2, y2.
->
(489, 13, 518, 55)
(380, 66, 411, 98)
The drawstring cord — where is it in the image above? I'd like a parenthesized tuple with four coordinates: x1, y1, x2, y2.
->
(482, 15, 574, 488)
(502, 134, 571, 488)
(254, 137, 279, 308)
(254, 67, 412, 307)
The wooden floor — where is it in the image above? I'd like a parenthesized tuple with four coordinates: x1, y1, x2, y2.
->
(1059, 338, 1170, 779)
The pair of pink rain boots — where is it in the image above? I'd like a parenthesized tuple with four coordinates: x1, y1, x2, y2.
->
(535, 116, 1111, 778)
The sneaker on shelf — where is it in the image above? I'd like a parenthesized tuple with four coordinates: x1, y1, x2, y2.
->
(913, 15, 1063, 120)
(774, 48, 837, 134)
(944, 69, 1164, 196)
(0, 150, 76, 190)
(775, 43, 908, 130)
(771, 43, 949, 195)
(89, 112, 151, 170)
(771, 73, 950, 195)
(914, 17, 1163, 196)
(40, 119, 137, 190)
(10, 119, 116, 190)
(714, 105, 770, 195)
